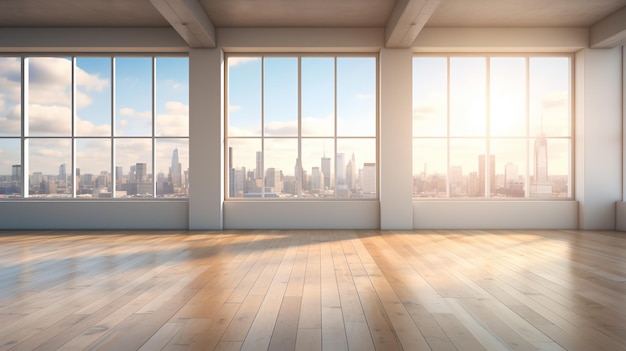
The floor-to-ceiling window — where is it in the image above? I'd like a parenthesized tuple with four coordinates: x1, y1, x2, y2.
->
(412, 54, 572, 199)
(226, 54, 378, 199)
(0, 55, 189, 199)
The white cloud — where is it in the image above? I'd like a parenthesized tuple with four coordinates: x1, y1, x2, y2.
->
(265, 120, 298, 136)
(75, 117, 110, 136)
(541, 91, 568, 109)
(28, 104, 72, 135)
(75, 67, 108, 92)
(228, 57, 260, 67)
(156, 101, 188, 136)
(119, 107, 151, 119)
(120, 120, 128, 127)
(229, 105, 241, 113)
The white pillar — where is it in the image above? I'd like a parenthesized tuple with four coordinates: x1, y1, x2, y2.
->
(189, 48, 224, 229)
(575, 47, 622, 230)
(379, 48, 413, 229)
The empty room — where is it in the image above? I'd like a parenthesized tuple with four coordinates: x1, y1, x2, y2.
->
(0, 0, 625, 350)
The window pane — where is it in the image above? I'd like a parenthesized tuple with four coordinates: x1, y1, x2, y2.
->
(264, 58, 298, 137)
(115, 58, 152, 136)
(156, 58, 189, 137)
(155, 138, 189, 197)
(227, 138, 262, 198)
(337, 57, 376, 137)
(337, 138, 376, 198)
(228, 57, 262, 137)
(490, 58, 526, 136)
(413, 57, 447, 136)
(413, 138, 447, 198)
(450, 57, 486, 136)
(264, 138, 298, 197)
(449, 139, 486, 198)
(490, 139, 527, 198)
(115, 138, 152, 197)
(301, 138, 334, 197)
(75, 58, 111, 136)
(530, 137, 570, 198)
(302, 58, 334, 137)
(0, 57, 21, 136)
(28, 57, 72, 136)
(28, 138, 72, 197)
(530, 57, 570, 137)
(0, 139, 21, 197)
(76, 139, 111, 198)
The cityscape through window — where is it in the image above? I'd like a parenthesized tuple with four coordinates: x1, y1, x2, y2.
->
(226, 55, 378, 199)
(413, 55, 572, 199)
(0, 56, 189, 199)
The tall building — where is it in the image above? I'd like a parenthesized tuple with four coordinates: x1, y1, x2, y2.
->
(321, 155, 331, 190)
(478, 154, 495, 196)
(170, 147, 182, 187)
(336, 153, 345, 186)
(294, 157, 303, 197)
(310, 166, 323, 193)
(346, 153, 356, 190)
(135, 163, 147, 183)
(11, 165, 21, 182)
(361, 163, 376, 195)
(531, 133, 552, 196)
(255, 151, 263, 180)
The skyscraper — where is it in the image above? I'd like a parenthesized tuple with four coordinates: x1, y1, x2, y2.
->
(361, 163, 376, 195)
(136, 163, 147, 183)
(170, 147, 182, 187)
(478, 154, 495, 196)
(321, 155, 331, 190)
(531, 133, 552, 196)
(336, 153, 345, 186)
(255, 151, 263, 180)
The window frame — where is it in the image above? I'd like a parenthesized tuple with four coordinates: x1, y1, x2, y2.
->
(412, 52, 574, 200)
(224, 52, 380, 201)
(0, 53, 189, 200)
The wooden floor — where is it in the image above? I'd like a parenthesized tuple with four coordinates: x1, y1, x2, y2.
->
(0, 230, 624, 351)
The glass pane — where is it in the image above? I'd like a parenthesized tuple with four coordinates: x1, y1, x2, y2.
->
(337, 138, 376, 198)
(490, 139, 527, 198)
(450, 57, 486, 136)
(115, 58, 152, 136)
(449, 139, 486, 198)
(301, 138, 334, 197)
(529, 57, 570, 137)
(227, 138, 262, 198)
(337, 57, 376, 137)
(0, 139, 22, 198)
(28, 57, 72, 136)
(413, 57, 447, 136)
(490, 58, 526, 136)
(264, 138, 298, 197)
(155, 58, 189, 137)
(0, 57, 21, 136)
(264, 58, 298, 137)
(76, 139, 111, 198)
(155, 138, 189, 197)
(75, 58, 111, 136)
(530, 137, 569, 198)
(302, 58, 334, 137)
(228, 57, 262, 137)
(115, 138, 152, 198)
(28, 138, 72, 197)
(413, 138, 447, 198)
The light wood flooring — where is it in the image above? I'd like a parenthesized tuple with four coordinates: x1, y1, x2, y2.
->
(0, 229, 624, 351)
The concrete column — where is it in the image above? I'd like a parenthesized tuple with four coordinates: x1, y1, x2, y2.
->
(379, 48, 413, 229)
(575, 47, 622, 229)
(189, 48, 224, 229)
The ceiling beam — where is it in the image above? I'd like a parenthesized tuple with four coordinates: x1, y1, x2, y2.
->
(590, 6, 626, 48)
(149, 0, 216, 48)
(385, 0, 440, 48)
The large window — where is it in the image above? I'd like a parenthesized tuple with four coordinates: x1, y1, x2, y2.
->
(0, 56, 189, 199)
(413, 55, 572, 199)
(226, 55, 377, 199)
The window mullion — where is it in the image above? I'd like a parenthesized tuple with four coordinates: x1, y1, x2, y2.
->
(111, 57, 117, 198)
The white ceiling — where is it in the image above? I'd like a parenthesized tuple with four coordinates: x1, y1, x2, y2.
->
(0, 0, 625, 47)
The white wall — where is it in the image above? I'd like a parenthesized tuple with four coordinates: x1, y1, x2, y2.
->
(616, 45, 626, 231)
(576, 47, 623, 230)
